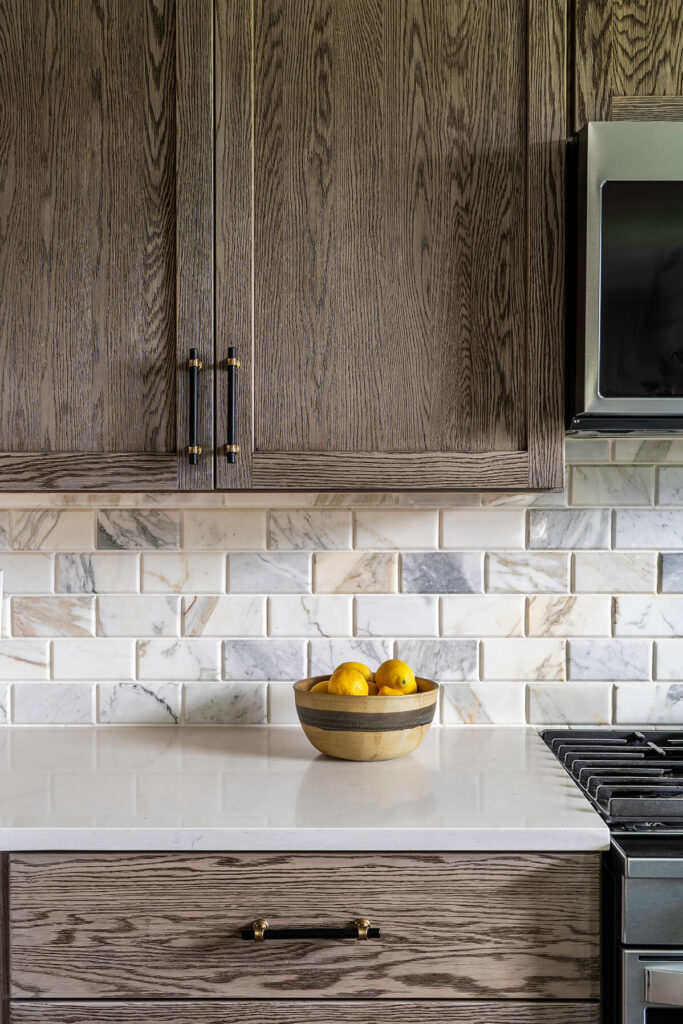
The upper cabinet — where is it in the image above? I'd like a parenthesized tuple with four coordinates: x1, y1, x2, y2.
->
(216, 0, 566, 491)
(0, 0, 213, 491)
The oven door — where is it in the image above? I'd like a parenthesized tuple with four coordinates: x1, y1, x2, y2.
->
(623, 949, 683, 1022)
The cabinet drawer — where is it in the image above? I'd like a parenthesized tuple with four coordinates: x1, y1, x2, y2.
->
(10, 1001, 601, 1023)
(9, 852, 600, 1001)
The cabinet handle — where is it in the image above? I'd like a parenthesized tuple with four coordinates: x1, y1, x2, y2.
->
(241, 918, 379, 942)
(187, 347, 203, 464)
(224, 346, 240, 461)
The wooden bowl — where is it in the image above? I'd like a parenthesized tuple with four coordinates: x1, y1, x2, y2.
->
(293, 675, 438, 762)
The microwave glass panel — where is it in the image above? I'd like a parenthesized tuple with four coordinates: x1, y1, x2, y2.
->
(599, 179, 683, 398)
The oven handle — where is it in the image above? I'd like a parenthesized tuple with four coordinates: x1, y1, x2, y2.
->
(646, 963, 683, 1006)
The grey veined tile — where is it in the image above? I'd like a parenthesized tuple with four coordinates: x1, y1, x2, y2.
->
(56, 553, 139, 593)
(228, 553, 311, 593)
(528, 509, 611, 550)
(527, 683, 612, 725)
(571, 465, 652, 506)
(223, 639, 306, 681)
(616, 683, 683, 724)
(97, 511, 180, 550)
(568, 638, 651, 680)
(268, 510, 351, 550)
(614, 596, 683, 637)
(615, 509, 683, 549)
(662, 553, 683, 593)
(98, 682, 180, 725)
(395, 639, 477, 681)
(401, 552, 483, 594)
(486, 552, 569, 593)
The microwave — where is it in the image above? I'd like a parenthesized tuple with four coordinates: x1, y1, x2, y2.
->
(569, 120, 683, 432)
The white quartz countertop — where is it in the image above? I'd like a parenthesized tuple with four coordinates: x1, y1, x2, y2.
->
(0, 725, 609, 852)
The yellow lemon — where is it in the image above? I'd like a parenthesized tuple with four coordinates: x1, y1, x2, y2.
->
(310, 680, 329, 693)
(375, 659, 417, 695)
(333, 661, 374, 683)
(378, 685, 405, 696)
(328, 667, 369, 696)
(366, 681, 379, 696)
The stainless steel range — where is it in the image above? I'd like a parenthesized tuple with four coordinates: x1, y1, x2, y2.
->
(544, 729, 683, 1024)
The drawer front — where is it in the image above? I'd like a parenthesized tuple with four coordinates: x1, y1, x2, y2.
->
(9, 852, 600, 1001)
(10, 1002, 601, 1024)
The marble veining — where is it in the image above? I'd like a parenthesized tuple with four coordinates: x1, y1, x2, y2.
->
(308, 637, 393, 676)
(184, 683, 267, 724)
(99, 682, 180, 724)
(528, 509, 611, 550)
(401, 552, 483, 594)
(268, 510, 352, 551)
(56, 552, 139, 594)
(614, 596, 683, 636)
(228, 552, 311, 593)
(395, 638, 477, 681)
(182, 596, 266, 637)
(527, 595, 611, 637)
(486, 552, 569, 593)
(568, 638, 651, 680)
(313, 551, 397, 593)
(223, 639, 305, 681)
(97, 511, 180, 551)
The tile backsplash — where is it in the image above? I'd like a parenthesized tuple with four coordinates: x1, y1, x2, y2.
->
(2, 437, 683, 727)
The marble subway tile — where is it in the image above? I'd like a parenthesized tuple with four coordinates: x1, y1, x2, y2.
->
(269, 596, 352, 638)
(0, 684, 7, 724)
(184, 682, 267, 724)
(573, 552, 658, 593)
(182, 596, 266, 637)
(661, 553, 683, 593)
(12, 683, 94, 724)
(183, 510, 267, 550)
(11, 510, 94, 551)
(228, 552, 311, 594)
(56, 553, 139, 593)
(481, 639, 565, 681)
(355, 596, 438, 637)
(655, 640, 683, 680)
(615, 682, 683, 724)
(565, 439, 610, 463)
(96, 511, 179, 550)
(615, 510, 683, 549)
(314, 552, 397, 593)
(441, 508, 525, 549)
(441, 595, 525, 637)
(528, 509, 611, 550)
(527, 595, 612, 637)
(571, 465, 653, 506)
(268, 682, 298, 724)
(268, 510, 352, 550)
(354, 509, 438, 550)
(141, 553, 224, 593)
(442, 682, 525, 725)
(527, 683, 612, 725)
(612, 439, 683, 463)
(137, 639, 221, 681)
(395, 639, 477, 681)
(614, 596, 683, 636)
(486, 552, 570, 593)
(568, 638, 651, 680)
(97, 596, 180, 637)
(401, 553, 483, 594)
(308, 638, 394, 676)
(0, 640, 49, 680)
(658, 467, 683, 505)
(98, 682, 180, 725)
(0, 512, 9, 548)
(0, 553, 53, 593)
(12, 596, 94, 637)
(223, 639, 306, 681)
(52, 639, 135, 681)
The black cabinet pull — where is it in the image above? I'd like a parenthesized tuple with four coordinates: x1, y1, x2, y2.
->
(225, 345, 240, 461)
(241, 918, 380, 942)
(187, 347, 202, 464)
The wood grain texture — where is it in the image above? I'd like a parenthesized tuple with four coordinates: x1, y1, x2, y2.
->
(0, 857, 7, 1024)
(574, 0, 683, 131)
(251, 451, 531, 490)
(610, 94, 683, 119)
(9, 852, 600, 1001)
(0, 455, 177, 491)
(9, 1001, 602, 1024)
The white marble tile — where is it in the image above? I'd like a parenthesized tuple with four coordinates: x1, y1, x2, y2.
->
(96, 511, 179, 550)
(182, 596, 266, 637)
(0, 640, 49, 680)
(615, 509, 683, 549)
(395, 639, 478, 681)
(184, 682, 267, 724)
(655, 640, 683, 680)
(228, 553, 311, 594)
(568, 638, 651, 680)
(441, 595, 525, 637)
(52, 639, 135, 681)
(614, 596, 683, 636)
(97, 596, 180, 637)
(661, 553, 683, 593)
(268, 510, 352, 550)
(0, 512, 10, 548)
(441, 508, 525, 548)
(0, 683, 8, 724)
(401, 552, 483, 593)
(141, 553, 224, 593)
(13, 683, 94, 724)
(486, 552, 569, 593)
(613, 439, 683, 463)
(269, 596, 352, 637)
(615, 682, 683, 724)
(137, 639, 221, 681)
(355, 596, 438, 637)
(565, 439, 610, 463)
(183, 510, 267, 550)
(354, 509, 439, 550)
(481, 639, 565, 681)
(442, 682, 525, 725)
(99, 682, 181, 724)
(313, 552, 397, 593)
(11, 510, 94, 551)
(223, 639, 306, 681)
(56, 553, 139, 593)
(268, 682, 299, 724)
(527, 683, 612, 725)
(0, 553, 53, 594)
(658, 466, 683, 505)
(308, 638, 394, 676)
(527, 596, 611, 637)
(573, 552, 658, 593)
(12, 596, 95, 637)
(571, 465, 653, 506)
(528, 509, 611, 549)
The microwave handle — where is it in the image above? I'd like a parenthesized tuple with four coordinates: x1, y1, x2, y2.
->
(645, 963, 683, 1006)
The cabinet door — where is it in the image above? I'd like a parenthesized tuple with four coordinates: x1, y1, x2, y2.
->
(0, 0, 213, 491)
(216, 0, 565, 491)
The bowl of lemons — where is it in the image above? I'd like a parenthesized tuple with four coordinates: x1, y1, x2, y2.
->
(293, 659, 438, 761)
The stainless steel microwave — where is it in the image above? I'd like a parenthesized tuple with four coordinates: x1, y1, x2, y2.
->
(569, 120, 683, 432)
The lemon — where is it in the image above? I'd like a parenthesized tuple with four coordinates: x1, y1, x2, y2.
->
(328, 667, 369, 696)
(310, 680, 329, 693)
(378, 685, 405, 696)
(333, 661, 374, 683)
(375, 658, 417, 695)
(366, 680, 379, 696)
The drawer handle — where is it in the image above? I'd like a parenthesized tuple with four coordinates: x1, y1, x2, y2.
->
(242, 917, 380, 942)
